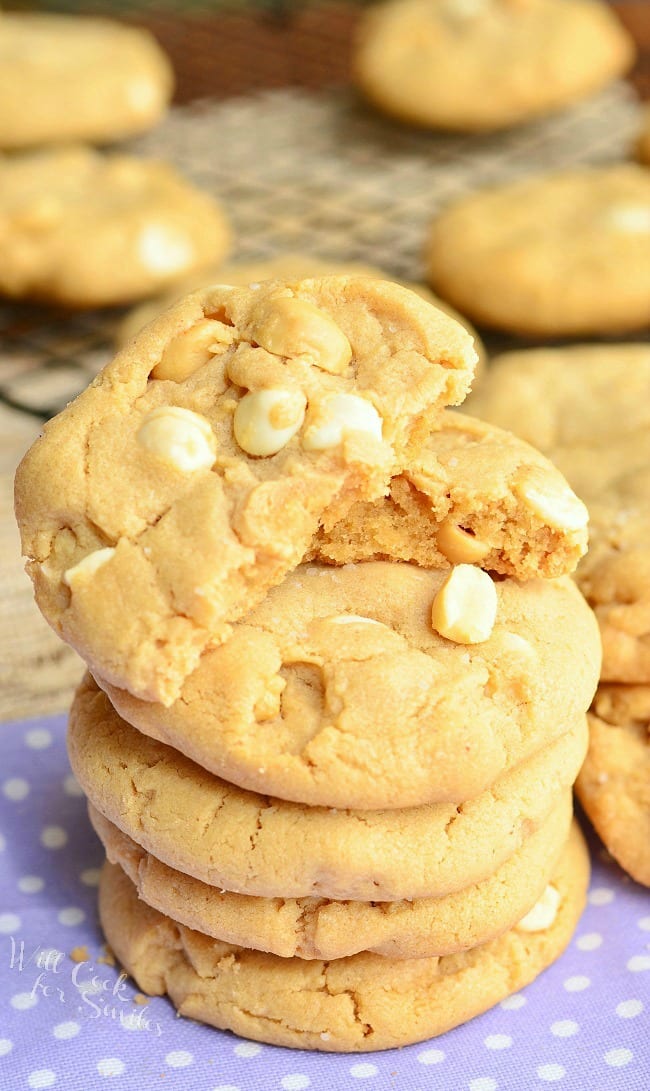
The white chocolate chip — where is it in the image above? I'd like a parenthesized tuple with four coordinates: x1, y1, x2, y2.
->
(138, 223, 194, 275)
(431, 564, 498, 645)
(516, 884, 560, 933)
(151, 318, 234, 382)
(302, 394, 383, 451)
(137, 407, 216, 472)
(254, 674, 286, 721)
(436, 518, 491, 565)
(604, 203, 650, 234)
(64, 548, 116, 588)
(515, 469, 588, 532)
(233, 388, 307, 457)
(250, 297, 352, 374)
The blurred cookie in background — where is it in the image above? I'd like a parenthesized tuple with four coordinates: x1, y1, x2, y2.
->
(0, 12, 173, 148)
(634, 104, 650, 164)
(353, 0, 634, 132)
(0, 146, 231, 307)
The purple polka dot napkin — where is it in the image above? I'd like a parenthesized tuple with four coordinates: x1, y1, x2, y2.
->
(1, 713, 648, 1091)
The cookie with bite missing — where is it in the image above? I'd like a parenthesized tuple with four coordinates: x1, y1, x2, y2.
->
(0, 13, 172, 148)
(98, 821, 590, 1051)
(577, 685, 650, 886)
(90, 793, 573, 960)
(0, 146, 231, 307)
(353, 0, 633, 132)
(467, 344, 650, 683)
(68, 676, 589, 901)
(97, 561, 600, 810)
(426, 165, 650, 336)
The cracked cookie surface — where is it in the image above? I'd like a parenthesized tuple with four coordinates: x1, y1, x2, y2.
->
(0, 146, 231, 306)
(97, 562, 600, 809)
(16, 276, 477, 704)
(98, 821, 589, 1051)
(427, 165, 650, 336)
(90, 794, 572, 960)
(353, 0, 633, 132)
(68, 676, 588, 901)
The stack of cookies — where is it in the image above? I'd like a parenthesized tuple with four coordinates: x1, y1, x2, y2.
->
(15, 276, 601, 1051)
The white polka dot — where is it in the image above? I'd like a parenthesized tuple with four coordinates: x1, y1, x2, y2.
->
(165, 1051, 193, 1068)
(605, 1048, 633, 1067)
(233, 1043, 262, 1057)
(25, 728, 52, 749)
(417, 1048, 445, 1064)
(0, 1039, 13, 1056)
(53, 1022, 80, 1040)
(40, 826, 67, 849)
(0, 913, 21, 933)
(537, 1064, 565, 1082)
(2, 778, 29, 801)
(57, 907, 85, 926)
(27, 1072, 56, 1089)
(11, 991, 38, 1010)
(576, 932, 602, 951)
(97, 1059, 125, 1077)
(469, 1080, 497, 1091)
(484, 1034, 512, 1050)
(616, 999, 643, 1018)
(119, 1013, 149, 1032)
(18, 876, 44, 894)
(0, 832, 5, 852)
(637, 916, 650, 932)
(63, 775, 84, 798)
(500, 993, 526, 1010)
(281, 1077, 310, 1090)
(350, 1064, 378, 1078)
(563, 975, 590, 992)
(551, 1020, 579, 1037)
(627, 955, 650, 972)
(588, 887, 614, 906)
(80, 868, 101, 887)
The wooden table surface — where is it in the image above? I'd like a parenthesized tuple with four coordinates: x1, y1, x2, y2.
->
(1, 1, 649, 723)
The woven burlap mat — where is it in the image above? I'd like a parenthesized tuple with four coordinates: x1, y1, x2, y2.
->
(0, 80, 644, 718)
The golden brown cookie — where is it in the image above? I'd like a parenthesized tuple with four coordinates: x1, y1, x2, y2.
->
(467, 343, 650, 683)
(16, 276, 478, 705)
(426, 165, 650, 336)
(97, 561, 600, 810)
(90, 793, 573, 959)
(68, 676, 589, 901)
(98, 821, 590, 1051)
(576, 684, 650, 886)
(0, 147, 231, 307)
(0, 13, 173, 148)
(353, 0, 633, 132)
(633, 104, 650, 165)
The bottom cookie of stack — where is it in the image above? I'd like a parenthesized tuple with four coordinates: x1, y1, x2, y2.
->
(98, 822, 590, 1052)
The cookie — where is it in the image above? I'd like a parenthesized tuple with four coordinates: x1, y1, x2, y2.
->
(90, 793, 573, 960)
(68, 676, 589, 900)
(97, 562, 600, 810)
(576, 685, 650, 886)
(634, 104, 650, 165)
(116, 253, 488, 375)
(467, 344, 650, 682)
(0, 146, 231, 308)
(16, 275, 479, 705)
(0, 13, 172, 148)
(98, 821, 590, 1051)
(353, 0, 633, 133)
(426, 165, 650, 336)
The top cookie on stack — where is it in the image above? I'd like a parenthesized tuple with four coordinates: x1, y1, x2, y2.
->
(15, 276, 590, 708)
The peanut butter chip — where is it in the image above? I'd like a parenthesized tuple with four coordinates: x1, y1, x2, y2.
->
(436, 518, 491, 564)
(137, 406, 217, 472)
(516, 884, 560, 933)
(302, 393, 383, 451)
(431, 564, 498, 644)
(515, 468, 588, 532)
(151, 318, 234, 382)
(250, 297, 353, 374)
(64, 547, 116, 588)
(233, 387, 307, 457)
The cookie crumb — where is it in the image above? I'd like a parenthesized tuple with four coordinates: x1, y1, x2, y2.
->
(98, 944, 116, 966)
(134, 993, 149, 1006)
(69, 945, 89, 963)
